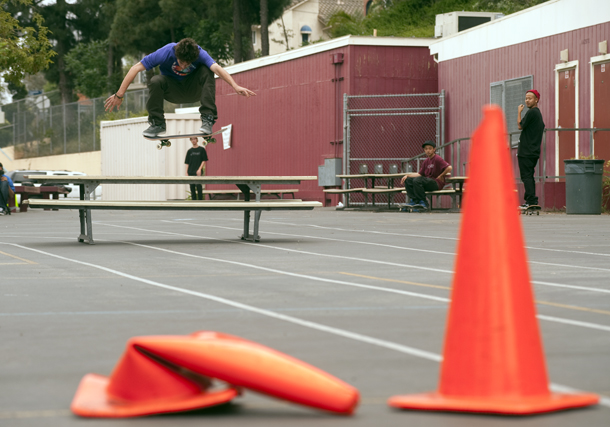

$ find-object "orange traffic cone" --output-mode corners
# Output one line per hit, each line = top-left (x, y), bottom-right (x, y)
(72, 331), (359, 417)
(388, 106), (599, 414)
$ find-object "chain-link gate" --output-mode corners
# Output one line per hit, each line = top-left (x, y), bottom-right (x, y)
(343, 92), (445, 207)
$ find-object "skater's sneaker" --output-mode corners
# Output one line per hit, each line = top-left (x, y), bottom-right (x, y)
(405, 199), (418, 207)
(418, 200), (429, 210)
(199, 114), (215, 135)
(142, 121), (166, 138)
(519, 203), (530, 210)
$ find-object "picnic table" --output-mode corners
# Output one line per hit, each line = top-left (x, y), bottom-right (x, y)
(9, 185), (70, 213)
(333, 173), (406, 209)
(25, 175), (320, 244)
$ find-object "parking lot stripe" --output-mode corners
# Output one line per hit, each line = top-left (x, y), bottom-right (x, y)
(101, 222), (610, 295)
(7, 243), (609, 409)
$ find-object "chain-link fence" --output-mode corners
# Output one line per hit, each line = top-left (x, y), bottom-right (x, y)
(343, 92), (445, 206)
(0, 89), (198, 159)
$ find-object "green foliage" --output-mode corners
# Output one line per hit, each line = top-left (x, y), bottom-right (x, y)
(329, 0), (550, 39)
(65, 40), (123, 98)
(0, 0), (55, 85)
(185, 18), (234, 66)
(7, 81), (28, 100)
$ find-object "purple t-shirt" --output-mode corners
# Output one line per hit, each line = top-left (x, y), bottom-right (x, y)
(418, 154), (450, 190)
(141, 43), (216, 82)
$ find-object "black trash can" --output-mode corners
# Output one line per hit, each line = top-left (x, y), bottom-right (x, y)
(564, 159), (605, 214)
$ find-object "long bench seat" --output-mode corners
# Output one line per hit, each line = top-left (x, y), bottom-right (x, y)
(202, 189), (298, 200)
(25, 199), (321, 244)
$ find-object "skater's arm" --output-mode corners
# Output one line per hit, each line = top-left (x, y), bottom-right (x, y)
(210, 63), (256, 98)
(104, 62), (146, 112)
(400, 173), (420, 185)
(437, 165), (452, 182)
(197, 161), (205, 177)
(517, 104), (525, 130)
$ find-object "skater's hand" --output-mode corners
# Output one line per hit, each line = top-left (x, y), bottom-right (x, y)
(233, 85), (256, 98)
(105, 94), (123, 112)
(196, 170), (202, 176)
(518, 104), (524, 114)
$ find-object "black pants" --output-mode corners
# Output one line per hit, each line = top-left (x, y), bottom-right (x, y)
(147, 66), (217, 124)
(405, 176), (438, 202)
(188, 174), (203, 201)
(518, 156), (539, 205)
(0, 180), (10, 212)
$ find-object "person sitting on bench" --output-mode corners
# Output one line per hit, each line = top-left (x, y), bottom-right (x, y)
(0, 162), (15, 215)
(400, 141), (452, 210)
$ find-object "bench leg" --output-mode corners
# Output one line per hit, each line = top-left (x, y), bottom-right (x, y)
(78, 208), (95, 244)
(240, 210), (262, 242)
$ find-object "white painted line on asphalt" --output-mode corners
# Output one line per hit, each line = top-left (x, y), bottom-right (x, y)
(537, 315), (610, 332)
(8, 242), (609, 409)
(158, 221), (610, 295)
(533, 281), (610, 294)
(42, 224), (610, 332)
(6, 244), (441, 362)
(224, 218), (610, 258)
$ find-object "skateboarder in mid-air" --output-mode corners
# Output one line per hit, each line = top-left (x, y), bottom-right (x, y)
(104, 38), (255, 138)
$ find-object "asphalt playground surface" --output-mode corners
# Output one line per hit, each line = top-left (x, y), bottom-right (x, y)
(1, 207), (609, 426)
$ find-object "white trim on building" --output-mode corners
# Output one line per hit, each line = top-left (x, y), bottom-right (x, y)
(225, 35), (432, 75)
(430, 0), (610, 62)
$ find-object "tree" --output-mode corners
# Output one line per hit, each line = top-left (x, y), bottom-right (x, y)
(0, 0), (55, 87)
(260, 0), (268, 56)
(65, 40), (114, 98)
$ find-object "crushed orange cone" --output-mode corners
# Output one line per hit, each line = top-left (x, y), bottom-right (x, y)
(71, 331), (359, 417)
(388, 106), (599, 414)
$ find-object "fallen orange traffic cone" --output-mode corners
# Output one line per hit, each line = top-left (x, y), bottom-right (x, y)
(388, 106), (599, 414)
(71, 331), (359, 417)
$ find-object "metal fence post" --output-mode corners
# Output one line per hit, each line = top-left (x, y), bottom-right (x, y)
(63, 103), (67, 154)
(93, 100), (96, 151)
(78, 102), (81, 153)
(342, 93), (348, 205)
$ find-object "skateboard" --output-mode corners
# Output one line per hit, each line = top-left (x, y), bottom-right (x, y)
(400, 203), (426, 212)
(519, 205), (541, 215)
(144, 129), (223, 150)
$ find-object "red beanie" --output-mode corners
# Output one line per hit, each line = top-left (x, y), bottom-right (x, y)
(526, 89), (540, 100)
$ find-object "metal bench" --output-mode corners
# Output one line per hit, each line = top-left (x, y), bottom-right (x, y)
(201, 189), (298, 200)
(25, 199), (321, 244)
(24, 175), (319, 244)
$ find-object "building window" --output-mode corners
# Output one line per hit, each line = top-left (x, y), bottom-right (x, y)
(491, 75), (533, 144)
(300, 25), (312, 45)
(252, 31), (256, 45)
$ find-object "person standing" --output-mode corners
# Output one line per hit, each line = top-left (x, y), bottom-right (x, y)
(517, 90), (545, 208)
(400, 141), (452, 211)
(185, 137), (208, 200)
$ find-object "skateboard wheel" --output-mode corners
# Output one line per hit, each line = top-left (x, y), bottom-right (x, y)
(166, 141), (171, 148)
(156, 143), (162, 150)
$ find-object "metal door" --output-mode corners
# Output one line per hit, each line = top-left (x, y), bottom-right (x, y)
(557, 68), (577, 178)
(593, 61), (610, 163)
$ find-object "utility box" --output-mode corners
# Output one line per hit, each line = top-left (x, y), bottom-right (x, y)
(318, 158), (342, 186)
(434, 11), (504, 38)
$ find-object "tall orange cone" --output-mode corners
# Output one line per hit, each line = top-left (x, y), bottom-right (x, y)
(72, 331), (359, 417)
(388, 106), (599, 414)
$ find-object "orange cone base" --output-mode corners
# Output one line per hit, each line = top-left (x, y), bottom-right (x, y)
(388, 391), (599, 415)
(71, 374), (239, 418)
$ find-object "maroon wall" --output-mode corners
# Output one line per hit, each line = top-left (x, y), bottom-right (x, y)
(438, 22), (610, 208)
(205, 44), (438, 201)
